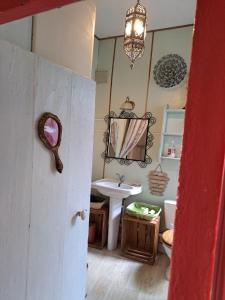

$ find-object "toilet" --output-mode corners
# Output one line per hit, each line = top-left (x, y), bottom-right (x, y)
(162, 200), (176, 279)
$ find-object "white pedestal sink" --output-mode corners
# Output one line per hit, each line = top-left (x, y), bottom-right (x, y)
(92, 179), (142, 250)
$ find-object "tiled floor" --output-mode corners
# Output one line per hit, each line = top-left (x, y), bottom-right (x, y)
(87, 248), (169, 300)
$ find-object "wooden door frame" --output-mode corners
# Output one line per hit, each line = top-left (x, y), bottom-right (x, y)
(2, 0), (225, 298)
(168, 0), (225, 299)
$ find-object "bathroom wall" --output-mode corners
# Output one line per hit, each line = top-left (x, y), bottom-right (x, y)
(0, 17), (32, 50)
(32, 0), (96, 78)
(92, 26), (193, 214)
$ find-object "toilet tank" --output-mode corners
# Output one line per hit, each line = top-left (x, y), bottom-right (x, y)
(164, 200), (176, 229)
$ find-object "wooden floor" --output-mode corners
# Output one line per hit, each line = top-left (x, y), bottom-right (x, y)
(87, 248), (169, 300)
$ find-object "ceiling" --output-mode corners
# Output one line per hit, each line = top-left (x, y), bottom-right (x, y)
(95, 0), (197, 39)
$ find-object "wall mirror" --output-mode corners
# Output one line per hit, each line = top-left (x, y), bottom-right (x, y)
(38, 112), (63, 173)
(107, 118), (149, 161)
(103, 111), (156, 168)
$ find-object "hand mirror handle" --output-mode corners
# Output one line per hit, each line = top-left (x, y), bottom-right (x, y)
(52, 148), (63, 173)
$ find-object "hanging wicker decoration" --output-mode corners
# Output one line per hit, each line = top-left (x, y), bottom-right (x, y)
(148, 164), (170, 196)
(124, 0), (147, 69)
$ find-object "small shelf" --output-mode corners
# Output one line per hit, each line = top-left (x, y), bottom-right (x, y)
(161, 156), (180, 161)
(159, 108), (185, 162)
(165, 109), (185, 113)
(162, 132), (183, 137)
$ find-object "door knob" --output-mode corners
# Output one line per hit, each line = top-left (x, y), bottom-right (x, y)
(76, 210), (87, 221)
(71, 209), (87, 225)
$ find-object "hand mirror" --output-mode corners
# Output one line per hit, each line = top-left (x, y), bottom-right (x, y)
(38, 112), (63, 173)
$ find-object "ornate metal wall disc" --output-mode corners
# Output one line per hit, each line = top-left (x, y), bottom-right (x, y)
(153, 54), (187, 88)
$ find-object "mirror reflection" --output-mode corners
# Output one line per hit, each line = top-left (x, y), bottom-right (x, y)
(107, 118), (149, 161)
(44, 117), (59, 147)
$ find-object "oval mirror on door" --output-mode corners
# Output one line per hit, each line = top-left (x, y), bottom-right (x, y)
(38, 112), (63, 173)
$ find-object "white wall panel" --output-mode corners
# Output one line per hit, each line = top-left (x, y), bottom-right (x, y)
(92, 39), (115, 180)
(95, 39), (115, 119)
(33, 1), (96, 78)
(0, 17), (32, 50)
(110, 35), (152, 116)
(0, 41), (34, 300)
(92, 130), (105, 180)
(147, 27), (193, 133)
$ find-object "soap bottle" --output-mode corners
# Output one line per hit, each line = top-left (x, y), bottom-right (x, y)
(171, 141), (176, 158)
(167, 140), (176, 158)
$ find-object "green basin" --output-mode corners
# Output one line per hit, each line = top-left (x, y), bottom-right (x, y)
(125, 202), (161, 220)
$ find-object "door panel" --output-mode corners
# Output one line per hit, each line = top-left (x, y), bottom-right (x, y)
(0, 42), (34, 300)
(62, 75), (95, 300)
(27, 57), (95, 300)
(27, 57), (72, 300)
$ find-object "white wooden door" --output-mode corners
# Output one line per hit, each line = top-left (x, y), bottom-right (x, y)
(0, 41), (95, 300)
(26, 58), (95, 300)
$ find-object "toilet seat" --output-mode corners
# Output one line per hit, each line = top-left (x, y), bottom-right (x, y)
(162, 229), (174, 248)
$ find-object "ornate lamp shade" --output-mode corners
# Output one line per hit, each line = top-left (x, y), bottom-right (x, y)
(124, 0), (147, 68)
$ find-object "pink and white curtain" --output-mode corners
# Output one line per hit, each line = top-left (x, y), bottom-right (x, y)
(110, 119), (129, 157)
(119, 119), (148, 159)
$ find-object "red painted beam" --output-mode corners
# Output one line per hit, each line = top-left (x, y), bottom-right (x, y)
(168, 0), (225, 299)
(0, 0), (82, 24)
(0, 0), (26, 12)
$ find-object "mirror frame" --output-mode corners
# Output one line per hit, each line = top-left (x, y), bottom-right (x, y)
(38, 112), (63, 173)
(102, 111), (156, 168)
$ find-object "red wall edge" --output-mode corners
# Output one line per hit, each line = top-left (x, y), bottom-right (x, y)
(212, 161), (225, 299)
(168, 0), (225, 299)
(0, 0), (81, 24)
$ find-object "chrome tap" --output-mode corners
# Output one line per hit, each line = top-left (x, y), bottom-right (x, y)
(116, 173), (125, 187)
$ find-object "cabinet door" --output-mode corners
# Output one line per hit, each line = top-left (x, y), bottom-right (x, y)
(0, 42), (34, 300)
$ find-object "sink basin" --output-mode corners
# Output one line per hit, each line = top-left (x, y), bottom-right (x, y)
(92, 179), (142, 250)
(92, 179), (142, 199)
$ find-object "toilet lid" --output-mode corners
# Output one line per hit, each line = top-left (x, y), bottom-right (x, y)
(162, 229), (174, 247)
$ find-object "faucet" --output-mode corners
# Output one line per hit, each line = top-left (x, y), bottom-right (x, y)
(116, 173), (125, 187)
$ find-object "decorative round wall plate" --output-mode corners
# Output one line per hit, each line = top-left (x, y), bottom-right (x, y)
(153, 54), (187, 88)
